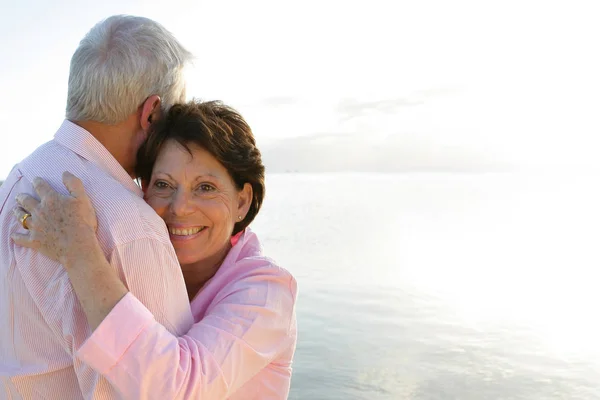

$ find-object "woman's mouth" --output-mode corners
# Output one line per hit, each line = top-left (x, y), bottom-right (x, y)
(168, 226), (207, 240)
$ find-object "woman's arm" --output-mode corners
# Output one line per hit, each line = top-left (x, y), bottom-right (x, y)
(13, 174), (128, 330)
(78, 267), (296, 399)
(60, 232), (128, 331)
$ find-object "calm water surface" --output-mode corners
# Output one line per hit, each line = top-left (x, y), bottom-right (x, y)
(252, 172), (600, 400)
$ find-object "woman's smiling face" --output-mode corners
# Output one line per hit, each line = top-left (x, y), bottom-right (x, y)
(145, 139), (251, 267)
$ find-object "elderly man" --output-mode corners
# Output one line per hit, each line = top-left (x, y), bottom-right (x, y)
(0, 15), (194, 398)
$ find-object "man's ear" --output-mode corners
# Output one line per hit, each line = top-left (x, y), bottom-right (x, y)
(140, 95), (162, 132)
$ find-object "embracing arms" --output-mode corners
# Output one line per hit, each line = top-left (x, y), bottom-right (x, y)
(13, 174), (191, 332)
(76, 268), (297, 399)
(8, 171), (193, 398)
(13, 173), (297, 399)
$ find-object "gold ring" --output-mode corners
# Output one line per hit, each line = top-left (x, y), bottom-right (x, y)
(20, 213), (31, 230)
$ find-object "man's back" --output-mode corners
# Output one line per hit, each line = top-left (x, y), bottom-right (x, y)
(0, 121), (192, 399)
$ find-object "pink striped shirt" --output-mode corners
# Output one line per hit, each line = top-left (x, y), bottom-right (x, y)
(77, 229), (298, 399)
(0, 120), (194, 399)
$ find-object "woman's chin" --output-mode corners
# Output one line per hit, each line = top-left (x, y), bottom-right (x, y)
(175, 251), (206, 267)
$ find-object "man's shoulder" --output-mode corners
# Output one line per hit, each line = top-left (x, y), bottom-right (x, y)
(74, 174), (171, 250)
(90, 184), (171, 249)
(18, 140), (82, 185)
(17, 140), (170, 249)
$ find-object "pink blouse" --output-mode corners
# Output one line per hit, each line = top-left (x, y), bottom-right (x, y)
(77, 229), (298, 399)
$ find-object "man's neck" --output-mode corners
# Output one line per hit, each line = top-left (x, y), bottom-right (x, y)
(73, 119), (137, 177)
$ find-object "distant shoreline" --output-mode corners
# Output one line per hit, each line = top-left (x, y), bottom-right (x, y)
(2, 168), (599, 185)
(0, 171), (508, 184)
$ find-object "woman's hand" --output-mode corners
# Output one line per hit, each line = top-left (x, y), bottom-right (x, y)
(12, 171), (98, 265)
(12, 171), (128, 330)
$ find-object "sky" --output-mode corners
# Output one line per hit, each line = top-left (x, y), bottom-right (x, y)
(1, 0), (600, 177)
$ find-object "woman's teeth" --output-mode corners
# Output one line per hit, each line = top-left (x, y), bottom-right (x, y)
(169, 227), (205, 236)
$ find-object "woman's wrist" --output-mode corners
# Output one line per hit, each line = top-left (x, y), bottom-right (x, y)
(58, 227), (129, 330)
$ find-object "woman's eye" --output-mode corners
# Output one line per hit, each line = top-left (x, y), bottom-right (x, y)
(198, 184), (215, 192)
(154, 181), (170, 189)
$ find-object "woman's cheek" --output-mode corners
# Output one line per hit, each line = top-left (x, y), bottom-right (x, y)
(146, 194), (171, 214)
(199, 198), (229, 223)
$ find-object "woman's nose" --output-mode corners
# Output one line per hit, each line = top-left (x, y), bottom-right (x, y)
(169, 189), (194, 216)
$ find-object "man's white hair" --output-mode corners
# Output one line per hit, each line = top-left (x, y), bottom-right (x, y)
(66, 15), (192, 124)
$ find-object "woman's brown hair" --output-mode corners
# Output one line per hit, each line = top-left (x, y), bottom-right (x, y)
(136, 100), (265, 235)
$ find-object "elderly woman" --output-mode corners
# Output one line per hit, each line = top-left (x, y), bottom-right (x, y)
(12, 101), (298, 399)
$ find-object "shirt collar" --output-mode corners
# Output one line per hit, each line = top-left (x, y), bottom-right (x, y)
(53, 120), (143, 197)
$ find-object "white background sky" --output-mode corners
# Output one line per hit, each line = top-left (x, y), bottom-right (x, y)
(1, 0), (600, 178)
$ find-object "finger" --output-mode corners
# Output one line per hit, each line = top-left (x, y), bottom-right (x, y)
(13, 207), (35, 230)
(11, 233), (40, 250)
(15, 193), (40, 213)
(32, 177), (58, 200)
(63, 171), (86, 198)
